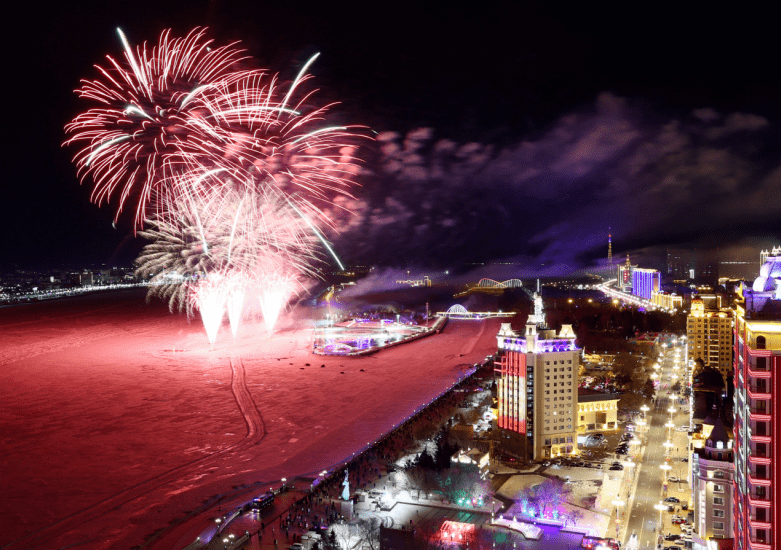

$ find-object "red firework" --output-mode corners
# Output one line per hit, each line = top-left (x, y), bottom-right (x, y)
(64, 27), (362, 231)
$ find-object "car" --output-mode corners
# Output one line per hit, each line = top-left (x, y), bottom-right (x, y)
(609, 465), (624, 471)
(289, 544), (304, 550)
(667, 505), (675, 512)
(668, 477), (681, 483)
(664, 534), (682, 541)
(664, 497), (681, 503)
(616, 448), (628, 455)
(672, 517), (687, 525)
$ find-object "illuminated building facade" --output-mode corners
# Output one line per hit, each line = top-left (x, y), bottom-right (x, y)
(631, 268), (661, 300)
(759, 247), (781, 267)
(733, 256), (781, 550)
(495, 314), (580, 460)
(651, 291), (683, 310)
(688, 296), (734, 385)
(691, 417), (734, 549)
(617, 255), (634, 293)
(577, 389), (619, 432)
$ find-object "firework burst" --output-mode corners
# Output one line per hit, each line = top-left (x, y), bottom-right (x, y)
(68, 27), (365, 343)
(65, 28), (363, 230)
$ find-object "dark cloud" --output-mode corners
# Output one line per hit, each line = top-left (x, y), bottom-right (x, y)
(333, 93), (779, 272)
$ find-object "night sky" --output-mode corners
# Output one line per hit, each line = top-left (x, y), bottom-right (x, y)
(4, 2), (780, 272)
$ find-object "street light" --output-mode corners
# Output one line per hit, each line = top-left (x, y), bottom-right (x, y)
(612, 499), (625, 538)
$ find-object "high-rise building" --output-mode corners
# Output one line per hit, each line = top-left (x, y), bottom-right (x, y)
(733, 255), (781, 550)
(688, 296), (733, 385)
(632, 268), (661, 300)
(495, 296), (580, 460)
(618, 255), (634, 293)
(692, 416), (734, 548)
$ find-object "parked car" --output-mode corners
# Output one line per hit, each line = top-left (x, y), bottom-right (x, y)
(609, 464), (624, 471)
(616, 447), (628, 455)
(664, 534), (682, 541)
(664, 496), (681, 503)
(668, 476), (681, 483)
(672, 517), (688, 525)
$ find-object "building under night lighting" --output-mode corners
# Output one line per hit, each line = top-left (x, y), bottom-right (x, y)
(494, 296), (580, 460)
(691, 415), (734, 549)
(688, 296), (734, 386)
(733, 255), (781, 550)
(631, 268), (661, 300)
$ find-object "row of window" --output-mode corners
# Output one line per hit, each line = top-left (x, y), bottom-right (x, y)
(544, 437), (573, 445)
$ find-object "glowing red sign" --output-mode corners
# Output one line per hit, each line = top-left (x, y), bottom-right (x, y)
(497, 351), (527, 435)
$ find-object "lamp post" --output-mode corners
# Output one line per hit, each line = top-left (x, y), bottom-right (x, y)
(654, 502), (668, 543)
(612, 499), (625, 539)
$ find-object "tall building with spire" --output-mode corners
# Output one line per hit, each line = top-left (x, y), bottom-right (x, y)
(494, 296), (580, 460)
(608, 228), (613, 267)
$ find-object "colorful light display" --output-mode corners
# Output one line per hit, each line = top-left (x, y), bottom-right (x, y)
(66, 28), (364, 343)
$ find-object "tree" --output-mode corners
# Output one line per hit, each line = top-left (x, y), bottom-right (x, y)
(324, 529), (339, 550)
(354, 517), (381, 550)
(437, 464), (489, 505)
(518, 477), (569, 518)
(406, 460), (440, 499)
(563, 507), (586, 529)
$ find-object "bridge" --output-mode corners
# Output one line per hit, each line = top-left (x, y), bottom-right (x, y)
(437, 304), (515, 319)
(454, 278), (525, 297)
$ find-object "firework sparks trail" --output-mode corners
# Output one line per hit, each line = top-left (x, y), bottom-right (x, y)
(257, 274), (299, 334)
(191, 273), (230, 346)
(136, 183), (319, 311)
(225, 271), (249, 338)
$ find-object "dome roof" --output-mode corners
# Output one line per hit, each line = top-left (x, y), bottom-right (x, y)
(753, 256), (781, 291)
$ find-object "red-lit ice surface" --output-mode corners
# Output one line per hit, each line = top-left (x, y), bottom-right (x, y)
(0, 289), (500, 550)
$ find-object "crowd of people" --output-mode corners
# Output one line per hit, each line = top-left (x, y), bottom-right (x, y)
(249, 361), (495, 547)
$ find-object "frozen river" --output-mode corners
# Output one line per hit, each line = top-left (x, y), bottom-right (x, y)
(0, 289), (502, 550)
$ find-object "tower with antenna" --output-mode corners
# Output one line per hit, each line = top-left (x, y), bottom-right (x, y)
(608, 227), (613, 267)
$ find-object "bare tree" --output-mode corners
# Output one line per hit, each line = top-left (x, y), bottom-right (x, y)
(353, 517), (381, 550)
(564, 507), (586, 529)
(517, 477), (569, 518)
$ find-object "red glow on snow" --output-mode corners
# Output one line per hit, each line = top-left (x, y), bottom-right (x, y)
(0, 293), (502, 550)
(438, 521), (476, 543)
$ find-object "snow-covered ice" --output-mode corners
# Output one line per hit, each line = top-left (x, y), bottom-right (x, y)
(0, 289), (501, 550)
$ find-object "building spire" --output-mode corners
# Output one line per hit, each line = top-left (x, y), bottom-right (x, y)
(607, 227), (613, 266)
